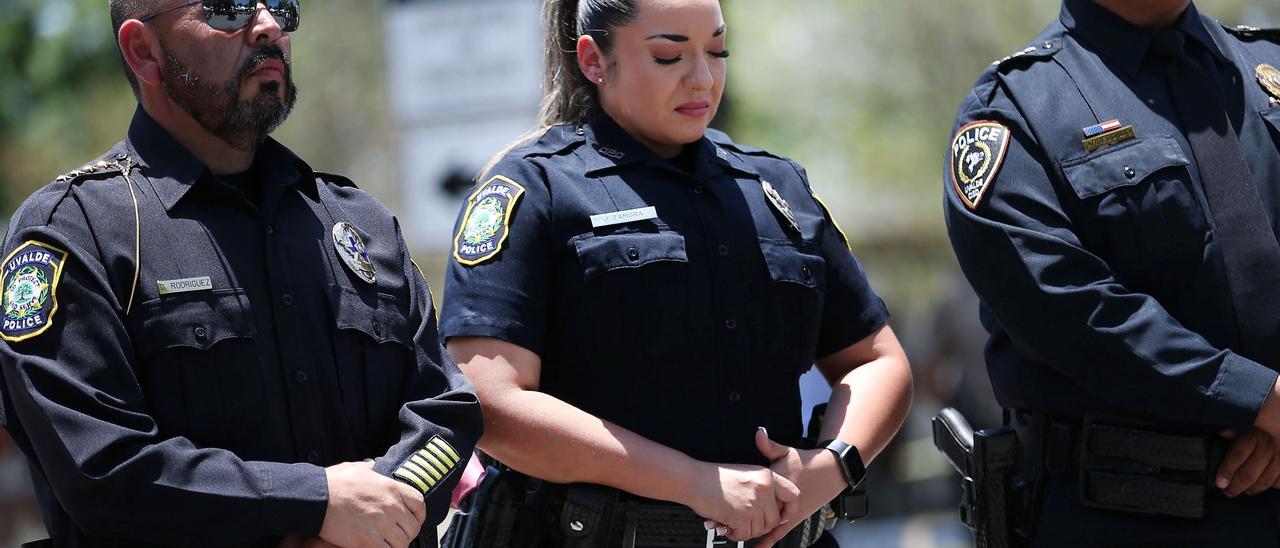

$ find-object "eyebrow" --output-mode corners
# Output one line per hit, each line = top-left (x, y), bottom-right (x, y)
(645, 25), (726, 42)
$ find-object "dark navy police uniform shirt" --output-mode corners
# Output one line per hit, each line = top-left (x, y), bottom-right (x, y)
(945, 0), (1280, 543)
(0, 108), (482, 547)
(441, 115), (888, 466)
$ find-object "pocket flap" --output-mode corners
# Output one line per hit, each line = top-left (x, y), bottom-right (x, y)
(132, 292), (255, 357)
(1061, 135), (1190, 199)
(759, 239), (825, 288)
(327, 284), (413, 347)
(573, 231), (689, 280)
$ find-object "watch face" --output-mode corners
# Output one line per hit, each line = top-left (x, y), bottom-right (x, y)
(825, 440), (866, 488)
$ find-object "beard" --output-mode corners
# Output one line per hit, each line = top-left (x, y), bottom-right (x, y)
(159, 43), (299, 151)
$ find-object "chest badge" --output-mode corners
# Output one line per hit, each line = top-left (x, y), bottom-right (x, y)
(332, 222), (377, 284)
(1, 241), (68, 343)
(950, 120), (1011, 210)
(1256, 64), (1280, 102)
(762, 180), (802, 234)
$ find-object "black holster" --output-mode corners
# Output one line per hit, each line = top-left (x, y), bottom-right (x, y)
(932, 407), (1035, 548)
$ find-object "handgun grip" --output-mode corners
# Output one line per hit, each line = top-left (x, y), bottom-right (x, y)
(933, 407), (976, 477)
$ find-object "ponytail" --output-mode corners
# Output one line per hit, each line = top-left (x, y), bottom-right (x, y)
(478, 0), (638, 179)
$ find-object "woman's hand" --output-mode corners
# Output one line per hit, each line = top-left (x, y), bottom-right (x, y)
(684, 459), (801, 542)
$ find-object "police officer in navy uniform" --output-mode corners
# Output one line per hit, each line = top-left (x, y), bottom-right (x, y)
(944, 0), (1280, 545)
(441, 0), (913, 546)
(0, 1), (481, 546)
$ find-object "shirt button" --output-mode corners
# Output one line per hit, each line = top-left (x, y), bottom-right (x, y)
(281, 293), (294, 307)
(693, 185), (706, 194)
(718, 244), (729, 256)
(293, 370), (308, 384)
(627, 247), (640, 261)
(265, 226), (275, 235)
(802, 266), (812, 280)
(193, 326), (208, 341)
(372, 319), (382, 337)
(728, 391), (742, 403)
(1123, 166), (1136, 179)
(306, 451), (321, 464)
(724, 319), (736, 330)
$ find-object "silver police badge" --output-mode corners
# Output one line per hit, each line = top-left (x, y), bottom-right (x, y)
(762, 180), (802, 234)
(332, 222), (376, 284)
(950, 120), (1012, 210)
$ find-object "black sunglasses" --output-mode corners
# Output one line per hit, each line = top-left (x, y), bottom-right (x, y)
(139, 0), (300, 33)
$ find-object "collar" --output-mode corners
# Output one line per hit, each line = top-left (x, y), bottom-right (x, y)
(124, 106), (316, 211)
(579, 115), (760, 179)
(1060, 0), (1224, 78)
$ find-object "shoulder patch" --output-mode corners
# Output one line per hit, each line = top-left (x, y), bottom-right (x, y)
(950, 121), (1012, 210)
(392, 436), (463, 498)
(1, 241), (69, 343)
(453, 175), (526, 266)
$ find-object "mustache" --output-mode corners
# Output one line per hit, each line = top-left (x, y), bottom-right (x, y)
(238, 45), (290, 79)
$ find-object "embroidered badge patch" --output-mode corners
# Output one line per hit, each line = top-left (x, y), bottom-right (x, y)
(950, 121), (1012, 210)
(453, 175), (526, 266)
(392, 436), (462, 496)
(1256, 64), (1280, 101)
(1, 241), (68, 343)
(332, 223), (376, 284)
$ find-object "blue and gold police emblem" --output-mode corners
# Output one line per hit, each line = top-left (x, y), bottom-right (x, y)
(950, 120), (1011, 210)
(454, 175), (526, 266)
(332, 222), (377, 284)
(1, 241), (68, 343)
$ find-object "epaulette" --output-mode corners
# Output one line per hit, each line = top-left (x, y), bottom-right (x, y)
(704, 129), (784, 160)
(316, 171), (359, 189)
(54, 152), (130, 183)
(519, 125), (584, 158)
(991, 37), (1061, 69)
(1224, 24), (1280, 41)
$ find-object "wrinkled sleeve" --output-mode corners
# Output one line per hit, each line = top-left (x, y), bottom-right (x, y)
(372, 218), (483, 528)
(943, 86), (1276, 433)
(791, 162), (891, 358)
(440, 157), (552, 356)
(0, 199), (328, 545)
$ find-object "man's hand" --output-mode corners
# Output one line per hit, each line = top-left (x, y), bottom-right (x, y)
(1217, 429), (1280, 497)
(753, 428), (849, 548)
(683, 459), (801, 542)
(319, 461), (427, 548)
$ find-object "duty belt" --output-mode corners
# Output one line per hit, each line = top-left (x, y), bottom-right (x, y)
(1015, 412), (1225, 519)
(557, 484), (831, 548)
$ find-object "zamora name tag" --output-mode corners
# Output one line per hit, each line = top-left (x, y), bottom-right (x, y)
(590, 207), (658, 229)
(157, 276), (213, 295)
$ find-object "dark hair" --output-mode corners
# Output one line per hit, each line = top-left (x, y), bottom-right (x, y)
(480, 0), (638, 178)
(109, 0), (169, 97)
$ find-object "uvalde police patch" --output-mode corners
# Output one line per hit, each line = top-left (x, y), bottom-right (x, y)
(454, 175), (526, 266)
(950, 121), (1012, 210)
(1, 241), (68, 343)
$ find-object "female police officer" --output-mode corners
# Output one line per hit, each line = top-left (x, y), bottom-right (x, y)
(441, 0), (912, 545)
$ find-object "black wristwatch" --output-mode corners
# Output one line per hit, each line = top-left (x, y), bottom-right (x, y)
(819, 439), (866, 491)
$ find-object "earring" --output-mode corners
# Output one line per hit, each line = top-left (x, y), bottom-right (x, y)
(597, 77), (605, 84)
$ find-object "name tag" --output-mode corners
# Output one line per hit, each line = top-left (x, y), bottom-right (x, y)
(590, 207), (658, 229)
(157, 276), (213, 295)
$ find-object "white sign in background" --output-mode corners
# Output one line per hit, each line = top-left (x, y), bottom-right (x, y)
(384, 0), (543, 251)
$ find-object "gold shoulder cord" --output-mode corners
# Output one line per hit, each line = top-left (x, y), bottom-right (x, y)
(117, 158), (142, 316)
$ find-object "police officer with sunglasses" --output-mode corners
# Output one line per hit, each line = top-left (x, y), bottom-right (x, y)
(0, 2), (482, 547)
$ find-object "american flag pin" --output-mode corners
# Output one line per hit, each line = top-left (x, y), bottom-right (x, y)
(1082, 119), (1123, 137)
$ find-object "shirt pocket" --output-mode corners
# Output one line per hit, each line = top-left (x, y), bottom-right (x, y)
(758, 239), (826, 374)
(572, 230), (690, 359)
(1060, 135), (1206, 275)
(131, 291), (262, 449)
(325, 284), (414, 448)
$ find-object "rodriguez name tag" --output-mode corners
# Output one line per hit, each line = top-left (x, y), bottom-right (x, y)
(157, 276), (213, 295)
